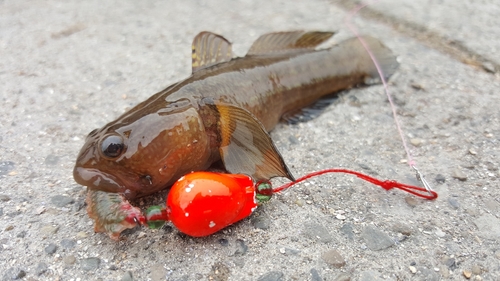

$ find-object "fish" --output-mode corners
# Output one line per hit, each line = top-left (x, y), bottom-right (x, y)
(73, 31), (398, 239)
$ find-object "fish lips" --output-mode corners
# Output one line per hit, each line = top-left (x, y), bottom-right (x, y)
(73, 167), (135, 197)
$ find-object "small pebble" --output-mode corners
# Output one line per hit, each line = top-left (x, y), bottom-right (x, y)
(359, 270), (383, 281)
(473, 214), (500, 240)
(284, 248), (300, 255)
(76, 231), (88, 238)
(392, 222), (413, 236)
(333, 273), (351, 281)
(410, 83), (425, 90)
(445, 258), (456, 269)
(0, 161), (15, 176)
(80, 257), (101, 271)
(361, 225), (394, 251)
(439, 264), (450, 278)
(50, 195), (74, 207)
(234, 239), (248, 256)
(5, 225), (14, 231)
(208, 262), (230, 281)
(409, 266), (417, 273)
(257, 271), (284, 281)
(121, 271), (134, 281)
(435, 174), (446, 184)
(303, 222), (333, 243)
(150, 263), (166, 281)
(61, 238), (76, 249)
(3, 267), (26, 280)
(321, 249), (346, 268)
(0, 194), (11, 201)
(417, 267), (439, 281)
(495, 250), (500, 259)
(396, 233), (408, 242)
(340, 223), (355, 240)
(447, 197), (460, 209)
(45, 243), (57, 255)
(251, 214), (270, 230)
(310, 268), (322, 281)
(463, 270), (472, 279)
(471, 264), (481, 275)
(405, 196), (419, 207)
(451, 168), (467, 181)
(288, 135), (299, 145)
(63, 255), (76, 266)
(218, 238), (229, 246)
(35, 206), (46, 215)
(36, 262), (48, 276)
(410, 138), (424, 147)
(40, 225), (59, 236)
(435, 228), (446, 238)
(44, 154), (60, 165)
(336, 214), (346, 220)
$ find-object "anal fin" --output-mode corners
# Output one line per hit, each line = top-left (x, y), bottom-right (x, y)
(282, 94), (341, 124)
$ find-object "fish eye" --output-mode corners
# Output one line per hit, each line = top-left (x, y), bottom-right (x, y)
(100, 135), (125, 158)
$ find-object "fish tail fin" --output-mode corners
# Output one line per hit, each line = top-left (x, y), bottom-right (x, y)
(340, 36), (399, 84)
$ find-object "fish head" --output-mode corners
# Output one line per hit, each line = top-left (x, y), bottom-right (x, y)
(73, 99), (212, 198)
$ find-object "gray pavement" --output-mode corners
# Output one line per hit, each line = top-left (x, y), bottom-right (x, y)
(1, 0), (499, 280)
(361, 0), (500, 70)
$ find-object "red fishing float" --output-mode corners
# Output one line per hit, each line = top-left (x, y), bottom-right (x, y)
(167, 172), (258, 237)
(145, 172), (273, 237)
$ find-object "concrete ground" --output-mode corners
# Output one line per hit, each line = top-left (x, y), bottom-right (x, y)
(1, 0), (499, 280)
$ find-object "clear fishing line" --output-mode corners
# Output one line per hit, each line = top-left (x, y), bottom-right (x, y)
(344, 0), (434, 195)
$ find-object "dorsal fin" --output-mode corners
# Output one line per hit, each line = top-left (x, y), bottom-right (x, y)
(246, 31), (335, 56)
(192, 31), (233, 72)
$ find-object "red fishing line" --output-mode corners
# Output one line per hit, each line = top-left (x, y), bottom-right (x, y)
(272, 169), (438, 200)
(144, 169), (436, 237)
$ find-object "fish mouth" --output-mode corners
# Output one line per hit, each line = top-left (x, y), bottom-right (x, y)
(73, 167), (129, 195)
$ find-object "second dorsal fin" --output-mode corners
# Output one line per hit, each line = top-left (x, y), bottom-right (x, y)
(246, 31), (335, 56)
(192, 31), (233, 72)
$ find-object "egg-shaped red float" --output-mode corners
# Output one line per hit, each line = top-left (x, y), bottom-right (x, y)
(166, 172), (258, 237)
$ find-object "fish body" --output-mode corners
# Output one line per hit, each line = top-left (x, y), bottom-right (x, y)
(73, 31), (398, 239)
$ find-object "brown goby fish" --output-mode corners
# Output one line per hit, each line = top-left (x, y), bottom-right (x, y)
(73, 31), (398, 239)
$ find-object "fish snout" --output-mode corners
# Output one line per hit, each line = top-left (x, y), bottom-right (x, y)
(73, 167), (127, 194)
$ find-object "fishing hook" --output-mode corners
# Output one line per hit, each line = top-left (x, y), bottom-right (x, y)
(412, 165), (434, 196)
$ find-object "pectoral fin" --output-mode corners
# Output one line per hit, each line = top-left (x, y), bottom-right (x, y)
(192, 31), (233, 72)
(216, 103), (294, 181)
(247, 31), (335, 56)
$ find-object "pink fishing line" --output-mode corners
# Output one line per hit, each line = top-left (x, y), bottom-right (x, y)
(344, 0), (416, 168)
